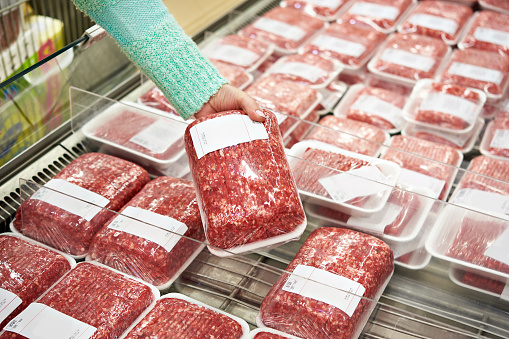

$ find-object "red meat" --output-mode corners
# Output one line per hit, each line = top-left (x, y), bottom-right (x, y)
(342, 0), (414, 32)
(254, 332), (290, 339)
(205, 34), (270, 70)
(13, 153), (150, 256)
(305, 116), (388, 156)
(284, 108), (319, 148)
(184, 110), (305, 251)
(283, 0), (349, 18)
(88, 177), (205, 287)
(373, 33), (449, 82)
(458, 155), (509, 196)
(123, 297), (244, 338)
(0, 263), (155, 339)
(239, 7), (324, 52)
(211, 60), (251, 89)
(440, 49), (509, 97)
(0, 235), (72, 329)
(367, 76), (413, 96)
(461, 271), (505, 295)
(412, 130), (469, 150)
(138, 87), (178, 115)
(268, 53), (336, 86)
(487, 111), (509, 158)
(259, 227), (393, 339)
(479, 0), (509, 11)
(460, 11), (509, 54)
(399, 1), (472, 42)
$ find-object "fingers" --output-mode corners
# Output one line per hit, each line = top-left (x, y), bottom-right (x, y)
(236, 89), (265, 122)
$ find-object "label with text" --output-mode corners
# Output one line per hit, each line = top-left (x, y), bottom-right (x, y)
(448, 62), (504, 85)
(351, 95), (404, 128)
(451, 188), (509, 218)
(409, 14), (458, 36)
(380, 49), (436, 72)
(474, 27), (509, 49)
(253, 18), (306, 42)
(419, 92), (478, 126)
(129, 119), (185, 154)
(0, 288), (22, 323)
(312, 35), (366, 58)
(350, 2), (399, 21)
(490, 129), (509, 150)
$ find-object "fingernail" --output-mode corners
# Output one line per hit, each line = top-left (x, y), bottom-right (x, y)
(255, 109), (266, 118)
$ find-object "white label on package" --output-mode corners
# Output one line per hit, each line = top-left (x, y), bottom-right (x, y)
(253, 18), (306, 42)
(108, 206), (188, 252)
(271, 62), (327, 83)
(419, 92), (478, 126)
(4, 303), (97, 339)
(31, 179), (110, 221)
(451, 188), (509, 218)
(448, 62), (504, 85)
(304, 0), (343, 10)
(409, 14), (458, 36)
(347, 202), (402, 233)
(318, 166), (391, 203)
(413, 125), (471, 147)
(490, 129), (509, 149)
(129, 119), (185, 154)
(397, 169), (445, 199)
(485, 228), (509, 266)
(312, 35), (366, 58)
(349, 2), (399, 21)
(380, 49), (436, 72)
(474, 27), (509, 49)
(0, 289), (21, 323)
(282, 264), (365, 317)
(351, 95), (404, 128)
(206, 44), (259, 67)
(190, 114), (268, 159)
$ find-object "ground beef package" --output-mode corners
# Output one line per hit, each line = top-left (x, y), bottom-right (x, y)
(398, 0), (472, 44)
(301, 20), (386, 70)
(305, 115), (388, 156)
(0, 234), (73, 330)
(13, 153), (150, 257)
(239, 7), (325, 53)
(258, 227), (394, 339)
(138, 86), (179, 115)
(481, 111), (509, 158)
(88, 176), (205, 288)
(184, 110), (306, 255)
(0, 262), (157, 339)
(459, 11), (509, 55)
(281, 0), (352, 20)
(121, 294), (248, 338)
(211, 60), (252, 89)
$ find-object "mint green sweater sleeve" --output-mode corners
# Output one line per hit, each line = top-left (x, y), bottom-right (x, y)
(72, 0), (228, 120)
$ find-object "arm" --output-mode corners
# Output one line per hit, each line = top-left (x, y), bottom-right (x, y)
(72, 0), (263, 121)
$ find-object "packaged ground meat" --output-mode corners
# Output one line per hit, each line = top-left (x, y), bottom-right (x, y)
(0, 234), (73, 330)
(246, 76), (320, 138)
(138, 86), (179, 115)
(440, 49), (509, 100)
(281, 0), (352, 21)
(264, 53), (337, 88)
(239, 7), (325, 54)
(300, 20), (386, 70)
(334, 84), (406, 132)
(202, 34), (272, 72)
(405, 80), (485, 133)
(258, 227), (394, 339)
(88, 176), (205, 288)
(479, 0), (509, 15)
(1, 262), (157, 339)
(369, 33), (450, 85)
(304, 115), (389, 156)
(398, 0), (473, 44)
(480, 111), (509, 159)
(121, 294), (248, 338)
(13, 153), (150, 257)
(460, 270), (506, 296)
(336, 69), (368, 85)
(184, 110), (306, 256)
(283, 108), (319, 148)
(211, 60), (253, 89)
(341, 0), (416, 33)
(381, 135), (462, 200)
(249, 328), (301, 339)
(459, 11), (509, 55)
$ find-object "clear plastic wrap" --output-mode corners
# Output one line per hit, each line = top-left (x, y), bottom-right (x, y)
(459, 11), (509, 55)
(341, 0), (416, 33)
(0, 234), (73, 329)
(246, 76), (320, 137)
(184, 110), (306, 256)
(13, 153), (150, 257)
(121, 294), (249, 339)
(480, 110), (509, 159)
(264, 53), (338, 88)
(440, 49), (509, 100)
(0, 262), (157, 339)
(450, 268), (506, 297)
(249, 328), (301, 339)
(87, 176), (205, 289)
(381, 135), (462, 200)
(210, 60), (253, 90)
(258, 227), (394, 339)
(300, 20), (386, 70)
(368, 33), (450, 85)
(202, 34), (273, 72)
(304, 115), (389, 156)
(281, 0), (352, 21)
(398, 0), (473, 44)
(479, 0), (509, 15)
(334, 84), (406, 132)
(404, 80), (486, 133)
(283, 108), (319, 148)
(238, 7), (325, 54)
(138, 86), (179, 115)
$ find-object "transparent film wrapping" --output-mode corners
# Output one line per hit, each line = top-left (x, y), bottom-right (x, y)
(459, 11), (509, 55)
(481, 110), (509, 159)
(281, 0), (351, 21)
(138, 86), (179, 116)
(210, 60), (253, 89)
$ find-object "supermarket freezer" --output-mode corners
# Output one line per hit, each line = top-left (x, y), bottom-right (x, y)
(1, 0), (509, 338)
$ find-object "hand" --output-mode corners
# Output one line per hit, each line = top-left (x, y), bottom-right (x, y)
(194, 84), (266, 122)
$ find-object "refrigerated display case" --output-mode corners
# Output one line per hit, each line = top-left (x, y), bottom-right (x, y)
(1, 0), (509, 338)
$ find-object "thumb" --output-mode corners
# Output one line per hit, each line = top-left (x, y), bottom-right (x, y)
(237, 90), (265, 123)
